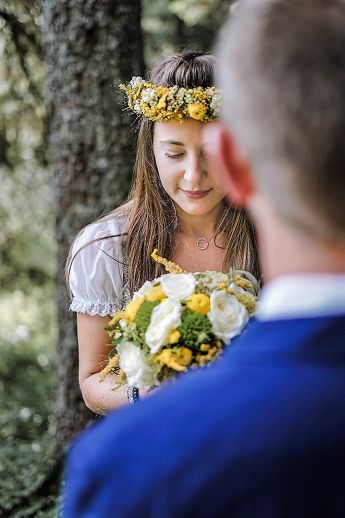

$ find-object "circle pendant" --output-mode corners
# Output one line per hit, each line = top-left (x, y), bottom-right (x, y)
(196, 238), (209, 250)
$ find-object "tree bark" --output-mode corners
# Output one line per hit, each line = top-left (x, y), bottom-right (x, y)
(42, 0), (145, 446)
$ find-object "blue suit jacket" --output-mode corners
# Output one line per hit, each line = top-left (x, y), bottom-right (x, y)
(63, 315), (345, 517)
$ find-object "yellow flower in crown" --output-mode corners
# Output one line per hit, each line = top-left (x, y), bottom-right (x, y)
(157, 93), (168, 110)
(187, 103), (207, 121)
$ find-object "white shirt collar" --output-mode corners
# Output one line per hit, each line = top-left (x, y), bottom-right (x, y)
(256, 274), (345, 321)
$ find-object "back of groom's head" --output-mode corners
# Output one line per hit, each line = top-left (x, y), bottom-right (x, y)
(217, 0), (345, 244)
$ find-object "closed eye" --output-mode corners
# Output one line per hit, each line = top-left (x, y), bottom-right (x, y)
(165, 152), (184, 159)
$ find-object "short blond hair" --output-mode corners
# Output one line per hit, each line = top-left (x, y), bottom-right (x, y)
(218, 0), (345, 242)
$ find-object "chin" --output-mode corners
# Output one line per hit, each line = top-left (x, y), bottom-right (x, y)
(176, 199), (222, 217)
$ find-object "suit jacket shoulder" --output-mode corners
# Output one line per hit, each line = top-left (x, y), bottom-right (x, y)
(63, 315), (345, 518)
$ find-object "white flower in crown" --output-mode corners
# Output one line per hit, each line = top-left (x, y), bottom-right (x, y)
(133, 100), (141, 113)
(130, 76), (143, 88)
(208, 290), (249, 342)
(117, 340), (158, 388)
(141, 88), (156, 103)
(160, 273), (196, 301)
(176, 88), (186, 101)
(145, 297), (182, 353)
(210, 93), (221, 117)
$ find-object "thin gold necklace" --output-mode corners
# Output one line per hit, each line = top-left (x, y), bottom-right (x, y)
(180, 231), (218, 250)
(196, 236), (213, 250)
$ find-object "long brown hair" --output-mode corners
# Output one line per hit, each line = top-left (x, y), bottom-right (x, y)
(125, 52), (259, 292)
(67, 52), (259, 297)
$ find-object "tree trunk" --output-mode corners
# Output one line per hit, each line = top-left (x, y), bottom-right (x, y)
(42, 0), (145, 447)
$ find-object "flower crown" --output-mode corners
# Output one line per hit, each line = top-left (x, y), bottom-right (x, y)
(119, 76), (221, 122)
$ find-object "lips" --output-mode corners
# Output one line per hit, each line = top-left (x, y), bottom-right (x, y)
(180, 188), (212, 199)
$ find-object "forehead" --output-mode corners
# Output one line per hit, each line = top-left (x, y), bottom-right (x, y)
(153, 118), (205, 144)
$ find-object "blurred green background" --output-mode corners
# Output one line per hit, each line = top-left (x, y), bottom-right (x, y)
(0, 0), (230, 515)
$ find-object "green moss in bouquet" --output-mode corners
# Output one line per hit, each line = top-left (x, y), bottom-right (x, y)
(135, 300), (160, 333)
(179, 307), (214, 349)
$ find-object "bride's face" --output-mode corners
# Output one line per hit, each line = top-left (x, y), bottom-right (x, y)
(153, 118), (225, 216)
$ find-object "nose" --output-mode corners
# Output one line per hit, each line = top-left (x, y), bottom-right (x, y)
(183, 152), (206, 185)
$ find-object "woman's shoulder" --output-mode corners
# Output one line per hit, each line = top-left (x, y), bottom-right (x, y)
(68, 205), (131, 316)
(96, 203), (131, 234)
(73, 204), (130, 252)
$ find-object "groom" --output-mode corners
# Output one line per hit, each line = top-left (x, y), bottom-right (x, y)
(63, 0), (345, 516)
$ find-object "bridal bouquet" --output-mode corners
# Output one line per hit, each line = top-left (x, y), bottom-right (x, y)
(100, 250), (259, 389)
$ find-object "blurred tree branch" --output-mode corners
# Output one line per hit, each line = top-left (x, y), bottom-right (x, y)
(0, 8), (43, 102)
(0, 10), (42, 56)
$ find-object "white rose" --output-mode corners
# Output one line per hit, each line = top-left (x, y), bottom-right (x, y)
(160, 273), (196, 301)
(117, 341), (158, 389)
(208, 290), (249, 342)
(141, 88), (156, 103)
(145, 298), (182, 353)
(134, 280), (153, 299)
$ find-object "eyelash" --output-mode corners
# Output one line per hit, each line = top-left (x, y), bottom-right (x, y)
(165, 153), (184, 159)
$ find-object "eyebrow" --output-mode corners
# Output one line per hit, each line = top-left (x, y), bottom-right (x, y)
(158, 139), (184, 146)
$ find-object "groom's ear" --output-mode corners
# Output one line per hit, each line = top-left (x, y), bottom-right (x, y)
(203, 121), (255, 208)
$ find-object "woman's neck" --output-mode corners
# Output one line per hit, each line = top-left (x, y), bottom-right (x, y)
(176, 204), (224, 238)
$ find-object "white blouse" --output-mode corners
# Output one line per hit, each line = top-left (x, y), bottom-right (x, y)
(68, 215), (128, 317)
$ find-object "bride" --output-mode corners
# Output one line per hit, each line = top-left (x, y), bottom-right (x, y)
(67, 51), (259, 415)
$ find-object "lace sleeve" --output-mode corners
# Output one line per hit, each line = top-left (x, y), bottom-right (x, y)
(68, 218), (126, 317)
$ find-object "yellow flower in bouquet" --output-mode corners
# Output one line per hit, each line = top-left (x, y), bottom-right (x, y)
(124, 296), (145, 322)
(187, 294), (210, 314)
(101, 253), (260, 389)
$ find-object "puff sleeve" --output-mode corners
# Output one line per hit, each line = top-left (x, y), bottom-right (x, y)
(68, 218), (126, 317)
